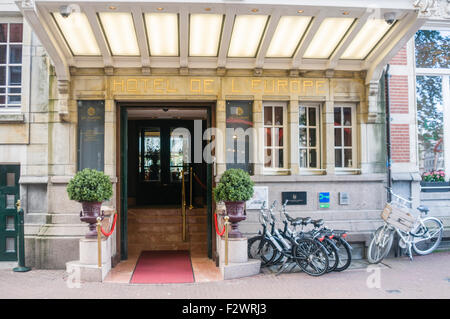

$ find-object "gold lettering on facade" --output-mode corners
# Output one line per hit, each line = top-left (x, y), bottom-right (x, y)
(251, 79), (262, 92)
(316, 80), (326, 94)
(264, 79), (275, 93)
(153, 79), (164, 93)
(190, 79), (202, 93)
(142, 79), (151, 91)
(204, 79), (214, 94)
(127, 79), (138, 93)
(303, 80), (313, 93)
(113, 79), (125, 92)
(166, 79), (177, 93)
(109, 77), (329, 96)
(277, 80), (288, 93)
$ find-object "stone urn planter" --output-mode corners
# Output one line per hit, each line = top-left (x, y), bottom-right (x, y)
(213, 169), (254, 238)
(67, 168), (113, 239)
(79, 202), (104, 238)
(224, 201), (246, 238)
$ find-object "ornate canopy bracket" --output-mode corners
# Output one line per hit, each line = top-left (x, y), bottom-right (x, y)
(57, 80), (70, 122)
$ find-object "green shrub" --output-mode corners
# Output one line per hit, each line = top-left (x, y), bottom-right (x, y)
(67, 168), (113, 202)
(213, 169), (254, 202)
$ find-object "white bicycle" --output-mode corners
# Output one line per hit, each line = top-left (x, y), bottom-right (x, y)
(367, 188), (444, 264)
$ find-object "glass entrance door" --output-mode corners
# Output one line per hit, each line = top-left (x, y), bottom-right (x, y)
(137, 120), (193, 205)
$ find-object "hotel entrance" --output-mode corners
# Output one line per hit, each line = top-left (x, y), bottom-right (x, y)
(114, 104), (219, 283)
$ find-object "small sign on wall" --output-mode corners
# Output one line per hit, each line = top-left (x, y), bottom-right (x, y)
(319, 192), (330, 208)
(282, 192), (307, 205)
(339, 192), (349, 205)
(246, 186), (269, 209)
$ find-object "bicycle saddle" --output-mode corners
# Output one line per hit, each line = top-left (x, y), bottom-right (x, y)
(312, 219), (324, 228)
(284, 212), (294, 223)
(291, 217), (311, 226)
(300, 217), (312, 225)
(417, 205), (429, 214)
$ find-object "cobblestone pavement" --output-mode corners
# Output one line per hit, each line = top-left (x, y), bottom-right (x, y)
(0, 252), (449, 299)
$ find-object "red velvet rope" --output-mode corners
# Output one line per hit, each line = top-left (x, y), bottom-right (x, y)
(193, 172), (207, 190)
(214, 213), (226, 236)
(101, 213), (117, 237)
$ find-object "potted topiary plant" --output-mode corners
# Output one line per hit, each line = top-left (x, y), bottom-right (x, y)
(213, 168), (254, 238)
(67, 168), (113, 238)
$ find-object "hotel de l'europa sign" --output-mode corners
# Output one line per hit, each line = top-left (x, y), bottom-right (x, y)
(109, 76), (330, 97)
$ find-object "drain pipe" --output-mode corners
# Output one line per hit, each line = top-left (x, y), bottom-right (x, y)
(385, 64), (392, 202)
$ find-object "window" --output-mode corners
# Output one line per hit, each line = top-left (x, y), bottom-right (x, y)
(416, 75), (444, 174)
(334, 105), (355, 168)
(0, 23), (22, 109)
(415, 29), (450, 179)
(263, 102), (286, 170)
(299, 104), (320, 169)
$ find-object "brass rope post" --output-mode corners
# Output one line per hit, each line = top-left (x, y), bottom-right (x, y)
(181, 167), (187, 242)
(96, 217), (102, 268)
(224, 216), (230, 266)
(189, 166), (193, 210)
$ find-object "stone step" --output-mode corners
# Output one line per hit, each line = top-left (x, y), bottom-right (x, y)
(128, 215), (207, 224)
(128, 207), (206, 216)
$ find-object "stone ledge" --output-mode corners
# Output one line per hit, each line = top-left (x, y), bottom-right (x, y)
(50, 175), (118, 184)
(250, 173), (386, 183)
(19, 176), (49, 184)
(220, 259), (261, 280)
(66, 261), (111, 282)
(0, 112), (25, 123)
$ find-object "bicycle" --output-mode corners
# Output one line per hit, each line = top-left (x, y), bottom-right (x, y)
(278, 201), (341, 273)
(304, 217), (353, 272)
(367, 187), (444, 264)
(248, 201), (330, 276)
(247, 201), (277, 266)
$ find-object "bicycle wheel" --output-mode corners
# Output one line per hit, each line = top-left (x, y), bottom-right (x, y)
(367, 224), (394, 264)
(293, 238), (329, 276)
(412, 217), (443, 255)
(322, 238), (339, 272)
(333, 237), (352, 272)
(248, 236), (276, 265)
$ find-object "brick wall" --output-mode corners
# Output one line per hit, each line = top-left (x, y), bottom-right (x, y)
(389, 44), (411, 164)
(389, 46), (407, 65)
(391, 124), (410, 163)
(389, 75), (409, 114)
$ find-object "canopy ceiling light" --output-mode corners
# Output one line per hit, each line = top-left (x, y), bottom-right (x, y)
(53, 12), (101, 56)
(228, 15), (268, 58)
(189, 14), (223, 57)
(98, 12), (140, 56)
(266, 15), (311, 58)
(303, 17), (354, 59)
(341, 18), (393, 59)
(144, 13), (179, 56)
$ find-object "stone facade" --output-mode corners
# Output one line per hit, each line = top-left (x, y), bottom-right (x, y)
(8, 2), (448, 269)
(2, 58), (387, 268)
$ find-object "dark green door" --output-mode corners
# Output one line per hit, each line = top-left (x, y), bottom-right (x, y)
(0, 165), (19, 261)
(136, 120), (195, 205)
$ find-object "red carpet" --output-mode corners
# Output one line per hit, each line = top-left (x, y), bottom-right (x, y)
(130, 251), (194, 284)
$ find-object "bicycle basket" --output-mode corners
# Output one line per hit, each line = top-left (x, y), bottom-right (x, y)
(381, 203), (416, 233)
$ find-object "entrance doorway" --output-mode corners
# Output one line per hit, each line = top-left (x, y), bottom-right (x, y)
(119, 105), (214, 262)
(0, 165), (20, 261)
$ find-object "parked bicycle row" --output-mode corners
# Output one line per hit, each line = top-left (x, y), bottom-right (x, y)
(247, 200), (352, 277)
